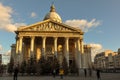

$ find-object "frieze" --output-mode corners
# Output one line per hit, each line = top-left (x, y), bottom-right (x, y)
(19, 32), (82, 37)
(23, 22), (72, 31)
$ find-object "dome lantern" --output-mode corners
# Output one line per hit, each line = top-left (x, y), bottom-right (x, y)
(43, 4), (62, 23)
(50, 4), (56, 12)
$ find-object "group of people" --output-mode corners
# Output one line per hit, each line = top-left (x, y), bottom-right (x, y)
(13, 66), (101, 80)
(13, 67), (65, 80)
(52, 68), (64, 79)
(84, 69), (101, 80)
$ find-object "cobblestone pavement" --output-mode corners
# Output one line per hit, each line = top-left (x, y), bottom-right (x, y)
(0, 73), (120, 80)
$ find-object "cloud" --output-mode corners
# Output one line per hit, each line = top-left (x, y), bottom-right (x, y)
(65, 19), (101, 32)
(3, 50), (11, 56)
(0, 3), (26, 32)
(30, 12), (37, 18)
(87, 43), (104, 62)
(89, 43), (102, 50)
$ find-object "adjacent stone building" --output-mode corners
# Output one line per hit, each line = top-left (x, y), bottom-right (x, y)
(83, 45), (92, 68)
(114, 48), (120, 69)
(94, 50), (119, 69)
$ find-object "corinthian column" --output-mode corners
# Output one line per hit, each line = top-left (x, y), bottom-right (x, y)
(80, 39), (84, 53)
(30, 36), (35, 58)
(65, 37), (69, 67)
(16, 37), (19, 54)
(18, 36), (23, 64)
(42, 37), (46, 57)
(77, 38), (82, 68)
(54, 37), (58, 57)
(18, 36), (23, 54)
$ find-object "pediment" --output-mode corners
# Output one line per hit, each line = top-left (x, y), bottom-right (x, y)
(18, 19), (82, 32)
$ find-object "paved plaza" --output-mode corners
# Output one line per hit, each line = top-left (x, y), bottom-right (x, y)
(0, 73), (120, 80)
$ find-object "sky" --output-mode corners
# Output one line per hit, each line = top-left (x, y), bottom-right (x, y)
(0, 0), (120, 64)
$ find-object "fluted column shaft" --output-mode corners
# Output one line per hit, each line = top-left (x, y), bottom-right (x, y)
(54, 37), (58, 57)
(17, 36), (23, 64)
(80, 39), (84, 53)
(77, 38), (82, 68)
(42, 37), (46, 57)
(30, 36), (35, 58)
(65, 37), (69, 67)
(16, 38), (19, 54)
(18, 36), (23, 54)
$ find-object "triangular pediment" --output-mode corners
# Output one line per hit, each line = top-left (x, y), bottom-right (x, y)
(17, 19), (82, 32)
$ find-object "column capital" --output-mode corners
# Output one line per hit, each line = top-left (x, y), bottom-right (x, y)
(30, 36), (35, 38)
(42, 36), (46, 38)
(30, 36), (35, 39)
(65, 37), (69, 40)
(80, 38), (83, 41)
(77, 37), (83, 40)
(15, 36), (19, 40)
(19, 36), (23, 39)
(54, 37), (58, 39)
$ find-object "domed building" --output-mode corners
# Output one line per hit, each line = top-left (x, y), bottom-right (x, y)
(10, 5), (92, 75)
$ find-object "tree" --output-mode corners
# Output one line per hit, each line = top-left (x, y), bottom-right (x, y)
(8, 57), (14, 74)
(37, 56), (46, 75)
(26, 60), (31, 75)
(30, 58), (37, 75)
(20, 60), (27, 75)
(0, 65), (7, 76)
(62, 57), (69, 75)
(52, 56), (60, 75)
(26, 58), (37, 75)
(69, 60), (78, 74)
(43, 59), (52, 75)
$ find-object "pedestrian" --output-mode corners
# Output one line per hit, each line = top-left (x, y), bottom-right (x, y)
(53, 69), (56, 78)
(96, 69), (101, 80)
(89, 69), (92, 77)
(84, 69), (87, 77)
(59, 68), (64, 79)
(13, 66), (19, 80)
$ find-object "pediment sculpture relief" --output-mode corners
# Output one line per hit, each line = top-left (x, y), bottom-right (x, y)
(22, 22), (73, 31)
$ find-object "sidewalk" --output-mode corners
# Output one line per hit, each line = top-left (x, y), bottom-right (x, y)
(0, 73), (120, 80)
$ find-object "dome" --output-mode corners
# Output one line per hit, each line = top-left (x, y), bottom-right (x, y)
(43, 5), (62, 23)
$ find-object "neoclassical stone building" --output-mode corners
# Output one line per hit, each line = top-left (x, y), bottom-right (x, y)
(11, 5), (92, 73)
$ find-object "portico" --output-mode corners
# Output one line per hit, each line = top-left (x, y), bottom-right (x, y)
(13, 4), (85, 71)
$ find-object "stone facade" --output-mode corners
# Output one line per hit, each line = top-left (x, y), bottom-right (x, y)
(94, 50), (118, 69)
(10, 5), (92, 74)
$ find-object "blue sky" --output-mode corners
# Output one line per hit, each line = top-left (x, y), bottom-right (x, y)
(0, 0), (120, 63)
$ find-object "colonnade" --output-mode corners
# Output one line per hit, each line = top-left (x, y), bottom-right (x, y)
(15, 36), (84, 68)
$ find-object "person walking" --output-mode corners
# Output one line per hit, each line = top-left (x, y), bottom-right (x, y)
(89, 69), (92, 77)
(59, 68), (64, 79)
(53, 69), (56, 78)
(84, 69), (87, 77)
(13, 67), (19, 80)
(96, 69), (101, 80)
